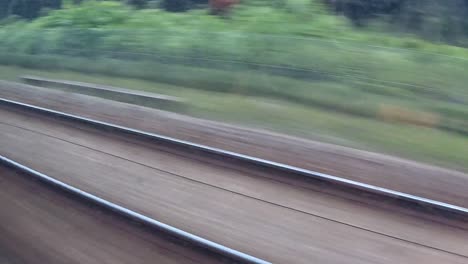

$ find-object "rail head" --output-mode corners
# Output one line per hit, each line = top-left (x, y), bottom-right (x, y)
(0, 155), (271, 264)
(1, 97), (467, 218)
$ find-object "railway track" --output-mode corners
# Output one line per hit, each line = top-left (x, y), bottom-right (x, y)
(3, 80), (468, 209)
(0, 158), (268, 264)
(1, 97), (467, 218)
(1, 97), (468, 263)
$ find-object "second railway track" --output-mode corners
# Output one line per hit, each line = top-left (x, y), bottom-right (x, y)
(1, 97), (468, 263)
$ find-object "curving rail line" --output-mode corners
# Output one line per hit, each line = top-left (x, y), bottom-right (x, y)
(0, 155), (271, 264)
(1, 97), (467, 219)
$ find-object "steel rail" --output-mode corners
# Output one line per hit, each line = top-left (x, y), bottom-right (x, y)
(0, 155), (271, 264)
(1, 97), (468, 218)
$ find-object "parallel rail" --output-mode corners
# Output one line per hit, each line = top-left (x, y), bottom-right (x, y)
(1, 97), (468, 220)
(0, 155), (270, 264)
(20, 76), (185, 112)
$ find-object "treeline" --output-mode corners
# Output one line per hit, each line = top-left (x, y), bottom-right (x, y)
(120, 0), (238, 12)
(0, 0), (232, 19)
(128, 0), (208, 11)
(0, 0), (61, 19)
(2, 0), (468, 43)
(328, 0), (468, 42)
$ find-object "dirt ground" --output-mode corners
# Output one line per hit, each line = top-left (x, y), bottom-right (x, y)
(1, 80), (467, 208)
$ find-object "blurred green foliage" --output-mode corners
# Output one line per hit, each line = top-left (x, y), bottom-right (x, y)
(0, 0), (467, 137)
(32, 1), (130, 27)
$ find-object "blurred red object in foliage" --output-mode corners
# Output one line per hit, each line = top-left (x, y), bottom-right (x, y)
(209, 0), (239, 13)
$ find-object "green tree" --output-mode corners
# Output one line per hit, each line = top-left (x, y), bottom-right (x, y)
(328, 0), (468, 43)
(9, 0), (42, 19)
(126, 0), (147, 8)
(160, 0), (207, 12)
(328, 0), (403, 26)
(0, 0), (12, 18)
(1, 0), (62, 19)
(395, 0), (468, 42)
(43, 0), (62, 9)
(161, 0), (191, 11)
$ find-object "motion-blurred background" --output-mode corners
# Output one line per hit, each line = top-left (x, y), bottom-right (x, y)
(0, 0), (467, 171)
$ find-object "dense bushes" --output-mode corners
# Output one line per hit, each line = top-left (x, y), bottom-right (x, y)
(3, 0), (468, 45)
(31, 1), (130, 27)
(0, 0), (467, 136)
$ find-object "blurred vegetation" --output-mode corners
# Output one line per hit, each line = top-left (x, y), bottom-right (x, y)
(3, 0), (468, 44)
(0, 0), (467, 168)
(332, 0), (468, 45)
(0, 0), (61, 19)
